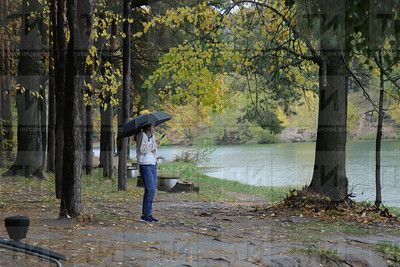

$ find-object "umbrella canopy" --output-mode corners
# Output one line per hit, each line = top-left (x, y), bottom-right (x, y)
(117, 111), (172, 139)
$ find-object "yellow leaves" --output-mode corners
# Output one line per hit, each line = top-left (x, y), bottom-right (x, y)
(132, 32), (143, 38)
(89, 46), (97, 57)
(86, 55), (93, 66)
(243, 60), (252, 67)
(287, 91), (318, 131)
(140, 109), (152, 115)
(30, 90), (43, 100)
(15, 83), (25, 94)
(276, 107), (289, 127)
(162, 101), (212, 141)
(143, 20), (156, 34)
(91, 30), (99, 40)
(108, 97), (118, 107)
(140, 2), (220, 39)
(85, 57), (121, 108)
(83, 93), (92, 107)
(84, 81), (92, 90)
(15, 83), (44, 100)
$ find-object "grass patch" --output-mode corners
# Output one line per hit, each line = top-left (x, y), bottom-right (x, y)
(287, 219), (373, 238)
(80, 168), (142, 202)
(388, 206), (400, 218)
(0, 167), (143, 205)
(158, 161), (291, 202)
(291, 246), (342, 262)
(377, 242), (400, 263)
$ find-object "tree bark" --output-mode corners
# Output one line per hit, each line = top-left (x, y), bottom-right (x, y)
(309, 52), (348, 201)
(41, 79), (47, 169)
(47, 4), (56, 172)
(54, 0), (67, 198)
(0, 46), (3, 167)
(102, 22), (117, 178)
(308, 1), (349, 201)
(84, 63), (93, 175)
(102, 106), (114, 178)
(1, 73), (13, 160)
(85, 104), (94, 175)
(375, 54), (384, 208)
(99, 119), (105, 167)
(3, 0), (45, 179)
(0, 3), (5, 168)
(1, 1), (14, 161)
(60, 0), (92, 218)
(118, 0), (132, 191)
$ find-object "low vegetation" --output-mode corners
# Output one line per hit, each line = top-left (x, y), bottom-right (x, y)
(291, 246), (343, 263)
(377, 242), (400, 264)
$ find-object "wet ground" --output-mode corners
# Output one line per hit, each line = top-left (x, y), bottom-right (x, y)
(1, 180), (400, 266)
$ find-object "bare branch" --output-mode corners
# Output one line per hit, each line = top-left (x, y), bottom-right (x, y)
(232, 0), (320, 63)
(340, 52), (379, 111)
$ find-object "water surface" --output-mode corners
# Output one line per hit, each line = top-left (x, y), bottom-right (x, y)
(95, 140), (400, 207)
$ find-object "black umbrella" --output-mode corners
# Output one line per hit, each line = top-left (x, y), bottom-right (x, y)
(117, 111), (172, 139)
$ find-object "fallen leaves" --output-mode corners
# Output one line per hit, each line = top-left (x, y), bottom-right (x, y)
(254, 189), (399, 225)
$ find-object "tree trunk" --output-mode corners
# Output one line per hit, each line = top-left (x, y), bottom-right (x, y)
(375, 56), (384, 208)
(85, 104), (94, 175)
(309, 52), (348, 201)
(60, 0), (92, 218)
(54, 0), (67, 198)
(1, 1), (14, 161)
(84, 63), (93, 175)
(118, 0), (132, 191)
(308, 1), (349, 201)
(0, 52), (3, 167)
(0, 3), (5, 168)
(47, 3), (56, 172)
(81, 105), (86, 170)
(101, 106), (114, 178)
(41, 80), (47, 169)
(102, 21), (117, 178)
(127, 99), (133, 161)
(1, 79), (13, 160)
(3, 0), (45, 179)
(99, 116), (105, 167)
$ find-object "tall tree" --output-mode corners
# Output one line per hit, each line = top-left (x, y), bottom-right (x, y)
(0, 47), (3, 167)
(84, 65), (94, 175)
(1, 0), (14, 161)
(117, 0), (132, 191)
(47, 0), (57, 172)
(41, 69), (47, 169)
(0, 4), (5, 168)
(3, 0), (45, 178)
(100, 21), (117, 178)
(372, 51), (400, 207)
(54, 0), (67, 198)
(375, 53), (385, 207)
(60, 0), (92, 217)
(308, 0), (348, 200)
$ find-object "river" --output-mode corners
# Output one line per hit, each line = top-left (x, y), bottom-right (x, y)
(94, 140), (400, 207)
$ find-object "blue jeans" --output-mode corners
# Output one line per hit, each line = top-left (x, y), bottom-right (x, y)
(139, 164), (157, 217)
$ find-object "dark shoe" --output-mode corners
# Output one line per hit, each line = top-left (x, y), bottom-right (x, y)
(140, 215), (153, 222)
(149, 215), (159, 223)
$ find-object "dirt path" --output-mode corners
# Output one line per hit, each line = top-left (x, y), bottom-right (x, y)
(1, 180), (400, 266)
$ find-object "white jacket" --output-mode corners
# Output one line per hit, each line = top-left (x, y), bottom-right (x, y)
(136, 131), (157, 165)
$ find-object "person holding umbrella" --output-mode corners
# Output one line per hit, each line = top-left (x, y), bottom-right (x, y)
(118, 111), (171, 223)
(135, 123), (160, 222)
